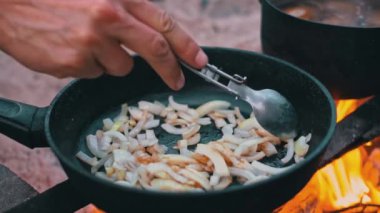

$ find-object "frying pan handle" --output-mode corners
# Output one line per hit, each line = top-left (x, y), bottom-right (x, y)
(0, 97), (48, 148)
(318, 96), (380, 168)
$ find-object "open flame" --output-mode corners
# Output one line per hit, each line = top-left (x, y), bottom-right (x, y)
(278, 98), (380, 212)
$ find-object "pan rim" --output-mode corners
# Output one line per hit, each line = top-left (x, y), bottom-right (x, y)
(45, 47), (336, 197)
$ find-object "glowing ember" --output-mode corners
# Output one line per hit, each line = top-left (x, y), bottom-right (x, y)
(278, 98), (380, 212)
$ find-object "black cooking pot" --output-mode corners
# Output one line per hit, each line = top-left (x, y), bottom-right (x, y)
(0, 48), (336, 212)
(260, 0), (380, 99)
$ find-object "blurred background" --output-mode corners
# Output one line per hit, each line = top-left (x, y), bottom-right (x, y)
(0, 0), (261, 193)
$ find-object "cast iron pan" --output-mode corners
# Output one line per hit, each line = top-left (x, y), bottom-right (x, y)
(0, 47), (336, 212)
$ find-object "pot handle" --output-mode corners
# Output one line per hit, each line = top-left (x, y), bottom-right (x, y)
(0, 97), (48, 148)
(318, 96), (380, 168)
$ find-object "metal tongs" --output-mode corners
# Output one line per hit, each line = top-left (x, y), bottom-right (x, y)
(181, 62), (298, 139)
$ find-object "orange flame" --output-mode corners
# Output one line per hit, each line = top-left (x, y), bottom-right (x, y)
(279, 98), (380, 212)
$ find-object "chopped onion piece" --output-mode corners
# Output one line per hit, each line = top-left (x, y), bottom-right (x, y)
(143, 119), (160, 130)
(161, 154), (197, 165)
(129, 114), (147, 137)
(177, 140), (193, 157)
(146, 163), (188, 184)
(209, 175), (220, 186)
(234, 138), (265, 156)
(195, 144), (229, 177)
(128, 106), (143, 120)
(198, 117), (212, 125)
(182, 124), (201, 139)
(103, 118), (114, 130)
(250, 161), (288, 175)
(238, 117), (261, 130)
(213, 177), (232, 190)
(214, 118), (227, 129)
(295, 136), (310, 157)
(196, 100), (231, 117)
(234, 128), (251, 138)
(138, 100), (164, 115)
(166, 111), (178, 120)
(169, 96), (188, 111)
(243, 151), (266, 162)
(104, 130), (127, 142)
(150, 179), (197, 191)
(229, 167), (256, 181)
(222, 124), (234, 135)
(178, 111), (194, 122)
(260, 141), (278, 157)
(161, 123), (189, 135)
(76, 151), (98, 166)
(86, 135), (107, 158)
(281, 139), (295, 164)
(187, 133), (201, 146)
(91, 154), (111, 173)
(179, 168), (211, 190)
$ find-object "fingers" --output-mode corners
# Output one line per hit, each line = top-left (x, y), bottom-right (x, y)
(124, 0), (208, 69)
(112, 12), (184, 90)
(94, 40), (134, 76)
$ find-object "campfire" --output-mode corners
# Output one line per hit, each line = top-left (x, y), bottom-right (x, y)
(277, 99), (380, 213)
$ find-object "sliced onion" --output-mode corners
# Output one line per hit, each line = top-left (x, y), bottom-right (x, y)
(138, 100), (164, 115)
(161, 123), (189, 135)
(103, 118), (114, 131)
(221, 134), (245, 144)
(166, 111), (178, 120)
(295, 136), (310, 157)
(182, 124), (201, 139)
(222, 124), (234, 135)
(198, 117), (212, 125)
(214, 118), (227, 129)
(209, 175), (220, 186)
(129, 113), (147, 137)
(229, 167), (256, 181)
(76, 151), (98, 166)
(238, 117), (261, 131)
(234, 138), (266, 156)
(243, 151), (266, 162)
(160, 154), (197, 165)
(150, 179), (197, 191)
(177, 139), (193, 157)
(234, 128), (251, 138)
(250, 161), (288, 175)
(187, 133), (201, 146)
(104, 130), (127, 142)
(91, 154), (111, 173)
(213, 176), (232, 190)
(128, 106), (143, 120)
(86, 135), (107, 158)
(178, 111), (194, 123)
(260, 141), (278, 157)
(112, 149), (134, 170)
(146, 163), (188, 184)
(196, 100), (231, 117)
(143, 119), (160, 130)
(281, 139), (295, 164)
(179, 168), (211, 190)
(98, 135), (112, 151)
(169, 96), (188, 111)
(195, 144), (229, 177)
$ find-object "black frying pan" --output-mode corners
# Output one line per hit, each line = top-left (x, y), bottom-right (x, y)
(0, 47), (336, 212)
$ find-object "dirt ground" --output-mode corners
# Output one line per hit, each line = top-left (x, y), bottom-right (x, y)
(0, 0), (261, 203)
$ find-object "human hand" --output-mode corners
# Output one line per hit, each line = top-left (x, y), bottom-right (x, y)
(0, 0), (208, 90)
